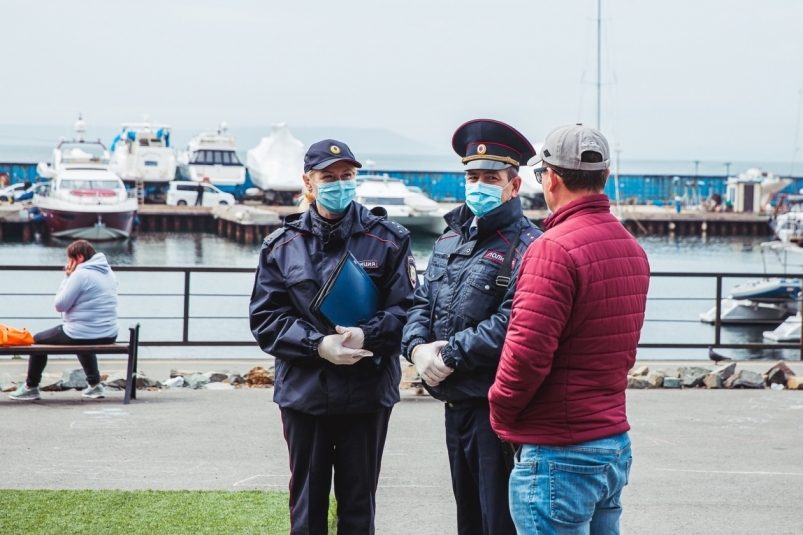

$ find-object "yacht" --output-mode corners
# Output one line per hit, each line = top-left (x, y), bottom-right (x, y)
(178, 122), (246, 192)
(35, 116), (138, 240)
(700, 241), (802, 324)
(109, 118), (176, 184)
(356, 175), (447, 235)
(245, 123), (305, 205)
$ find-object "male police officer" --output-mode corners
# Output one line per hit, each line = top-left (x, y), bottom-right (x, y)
(402, 120), (541, 535)
(250, 139), (416, 534)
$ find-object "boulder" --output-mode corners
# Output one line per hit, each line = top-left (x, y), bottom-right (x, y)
(766, 368), (787, 387)
(703, 373), (722, 389)
(645, 372), (664, 388)
(787, 376), (803, 390)
(228, 374), (246, 386)
(713, 363), (737, 382)
(246, 366), (274, 387)
(662, 377), (682, 389)
(105, 371), (160, 389)
(0, 380), (17, 393)
(105, 371), (128, 388)
(204, 371), (229, 383)
(656, 368), (681, 379)
(60, 368), (88, 390)
(40, 377), (63, 392)
(627, 377), (652, 389)
(682, 372), (707, 388)
(204, 382), (234, 390)
(170, 368), (201, 378)
(630, 365), (649, 377)
(725, 370), (765, 389)
(186, 373), (210, 390)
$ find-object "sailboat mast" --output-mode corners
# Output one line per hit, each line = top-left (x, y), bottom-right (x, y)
(597, 0), (602, 130)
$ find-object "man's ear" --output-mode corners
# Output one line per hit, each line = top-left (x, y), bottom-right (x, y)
(509, 176), (522, 198)
(548, 169), (561, 195)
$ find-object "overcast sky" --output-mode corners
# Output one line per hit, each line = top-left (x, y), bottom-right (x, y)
(2, 0), (803, 164)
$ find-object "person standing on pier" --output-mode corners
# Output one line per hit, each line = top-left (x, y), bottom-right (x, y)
(9, 240), (118, 401)
(401, 119), (541, 535)
(249, 139), (416, 534)
(488, 124), (650, 535)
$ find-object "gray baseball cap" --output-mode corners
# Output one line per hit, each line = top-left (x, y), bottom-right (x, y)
(528, 124), (610, 171)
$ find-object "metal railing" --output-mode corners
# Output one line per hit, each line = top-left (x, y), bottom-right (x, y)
(0, 266), (801, 356)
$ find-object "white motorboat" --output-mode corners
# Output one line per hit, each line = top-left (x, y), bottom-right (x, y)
(356, 175), (447, 235)
(178, 122), (246, 189)
(764, 313), (802, 342)
(245, 123), (305, 205)
(773, 195), (803, 242)
(34, 116), (138, 240)
(700, 241), (803, 324)
(109, 118), (177, 183)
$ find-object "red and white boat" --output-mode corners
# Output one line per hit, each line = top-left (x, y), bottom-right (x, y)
(35, 117), (138, 240)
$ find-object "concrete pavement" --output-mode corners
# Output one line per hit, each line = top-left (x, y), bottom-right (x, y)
(1, 358), (802, 534)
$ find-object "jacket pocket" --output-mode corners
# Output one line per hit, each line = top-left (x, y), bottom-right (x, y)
(459, 266), (499, 324)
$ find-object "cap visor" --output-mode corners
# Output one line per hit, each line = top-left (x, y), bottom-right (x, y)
(312, 157), (362, 170)
(464, 160), (512, 171)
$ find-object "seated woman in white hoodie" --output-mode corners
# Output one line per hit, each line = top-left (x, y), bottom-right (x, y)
(10, 240), (118, 401)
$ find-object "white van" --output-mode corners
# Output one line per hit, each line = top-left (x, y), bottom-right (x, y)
(166, 181), (235, 207)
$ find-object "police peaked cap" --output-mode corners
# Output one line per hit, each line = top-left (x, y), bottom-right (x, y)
(452, 119), (536, 171)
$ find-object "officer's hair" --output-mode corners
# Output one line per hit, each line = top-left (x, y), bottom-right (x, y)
(299, 165), (359, 212)
(505, 167), (519, 182)
(548, 152), (608, 192)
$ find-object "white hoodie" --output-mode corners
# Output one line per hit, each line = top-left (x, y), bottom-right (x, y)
(54, 252), (118, 339)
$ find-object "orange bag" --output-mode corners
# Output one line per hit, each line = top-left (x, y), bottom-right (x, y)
(0, 324), (34, 346)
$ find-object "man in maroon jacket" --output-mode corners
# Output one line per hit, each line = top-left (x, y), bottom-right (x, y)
(488, 124), (650, 535)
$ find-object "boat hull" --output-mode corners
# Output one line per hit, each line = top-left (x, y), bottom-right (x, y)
(40, 208), (136, 241)
(700, 298), (795, 325)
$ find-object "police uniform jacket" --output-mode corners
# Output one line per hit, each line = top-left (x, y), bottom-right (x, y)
(249, 201), (416, 415)
(401, 196), (541, 403)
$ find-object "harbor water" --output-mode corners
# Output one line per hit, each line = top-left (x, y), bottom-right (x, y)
(0, 231), (800, 361)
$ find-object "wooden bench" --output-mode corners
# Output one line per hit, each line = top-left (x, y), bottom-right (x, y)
(0, 324), (141, 404)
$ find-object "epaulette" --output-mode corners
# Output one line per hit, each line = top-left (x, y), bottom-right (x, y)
(377, 218), (410, 238)
(263, 227), (290, 249)
(518, 227), (541, 248)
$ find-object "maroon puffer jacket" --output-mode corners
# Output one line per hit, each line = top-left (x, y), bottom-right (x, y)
(488, 194), (649, 446)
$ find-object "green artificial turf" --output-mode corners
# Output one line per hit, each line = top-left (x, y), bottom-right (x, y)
(0, 490), (337, 534)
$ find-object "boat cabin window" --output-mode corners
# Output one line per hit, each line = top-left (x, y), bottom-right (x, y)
(190, 150), (242, 166)
(139, 139), (150, 146)
(361, 197), (406, 205)
(60, 179), (122, 190)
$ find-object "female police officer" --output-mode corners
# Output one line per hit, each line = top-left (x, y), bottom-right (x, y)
(249, 139), (416, 534)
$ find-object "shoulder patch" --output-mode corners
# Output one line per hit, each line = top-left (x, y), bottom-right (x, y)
(407, 256), (418, 289)
(518, 227), (542, 248)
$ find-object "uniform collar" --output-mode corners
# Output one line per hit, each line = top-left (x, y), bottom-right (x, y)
(444, 196), (524, 242)
(286, 202), (384, 245)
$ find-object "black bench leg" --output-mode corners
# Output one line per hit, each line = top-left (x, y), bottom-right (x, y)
(123, 324), (140, 405)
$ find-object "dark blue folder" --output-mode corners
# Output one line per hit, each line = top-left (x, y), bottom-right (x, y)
(310, 252), (381, 364)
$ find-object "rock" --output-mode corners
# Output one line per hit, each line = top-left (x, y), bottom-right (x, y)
(40, 377), (63, 392)
(725, 370), (765, 389)
(787, 376), (803, 390)
(768, 362), (796, 380)
(204, 371), (229, 383)
(645, 372), (664, 388)
(703, 373), (722, 389)
(246, 366), (274, 387)
(204, 382), (234, 390)
(105, 371), (128, 388)
(186, 373), (210, 390)
(1, 380), (18, 392)
(163, 376), (185, 388)
(662, 377), (682, 389)
(104, 371), (160, 389)
(680, 366), (712, 388)
(627, 377), (652, 389)
(657, 368), (681, 379)
(766, 367), (787, 386)
(170, 368), (201, 378)
(714, 363), (737, 382)
(771, 383), (785, 391)
(228, 374), (246, 385)
(630, 365), (649, 377)
(60, 368), (88, 390)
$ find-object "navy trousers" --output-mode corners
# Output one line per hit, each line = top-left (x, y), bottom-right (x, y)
(280, 407), (392, 535)
(445, 401), (516, 535)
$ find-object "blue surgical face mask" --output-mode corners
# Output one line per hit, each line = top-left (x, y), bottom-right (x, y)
(465, 181), (505, 218)
(315, 179), (357, 214)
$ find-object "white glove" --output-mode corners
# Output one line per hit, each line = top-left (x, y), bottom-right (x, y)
(318, 332), (373, 365)
(336, 326), (365, 350)
(412, 341), (452, 386)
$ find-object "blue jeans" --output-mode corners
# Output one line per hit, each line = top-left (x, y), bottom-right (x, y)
(509, 432), (632, 535)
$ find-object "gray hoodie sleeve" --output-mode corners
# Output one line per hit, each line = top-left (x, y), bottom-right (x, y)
(54, 272), (86, 313)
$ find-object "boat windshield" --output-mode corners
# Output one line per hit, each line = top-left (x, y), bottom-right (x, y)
(59, 143), (107, 163)
(190, 150), (242, 166)
(60, 179), (122, 190)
